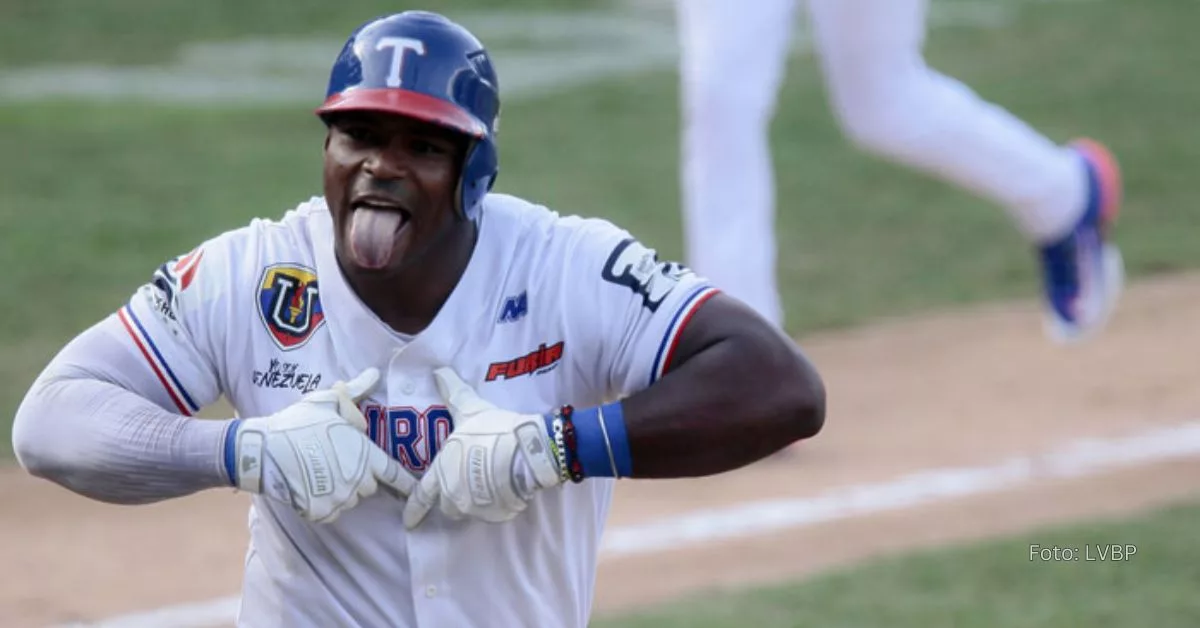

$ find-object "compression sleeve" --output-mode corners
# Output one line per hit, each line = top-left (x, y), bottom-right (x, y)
(12, 314), (234, 504)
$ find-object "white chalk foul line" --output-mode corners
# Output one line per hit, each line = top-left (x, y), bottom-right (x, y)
(603, 420), (1200, 556)
(64, 419), (1200, 628)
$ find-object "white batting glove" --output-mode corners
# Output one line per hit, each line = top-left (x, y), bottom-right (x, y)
(230, 367), (417, 524)
(402, 367), (566, 530)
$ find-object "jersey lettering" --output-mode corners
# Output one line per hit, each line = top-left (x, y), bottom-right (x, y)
(486, 341), (564, 381)
(251, 359), (323, 394)
(364, 404), (453, 472)
(376, 37), (426, 88)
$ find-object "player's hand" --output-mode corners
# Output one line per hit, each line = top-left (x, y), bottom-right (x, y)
(402, 367), (565, 530)
(231, 367), (417, 524)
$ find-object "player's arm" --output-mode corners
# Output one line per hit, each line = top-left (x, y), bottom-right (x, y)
(609, 292), (824, 477)
(12, 316), (232, 504)
(12, 241), (413, 518)
(13, 320), (410, 520)
(558, 229), (825, 480)
(12, 247), (234, 504)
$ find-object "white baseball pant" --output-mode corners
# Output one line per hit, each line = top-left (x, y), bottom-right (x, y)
(676, 0), (1088, 327)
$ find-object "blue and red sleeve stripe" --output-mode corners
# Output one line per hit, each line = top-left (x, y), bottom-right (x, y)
(649, 285), (720, 384)
(116, 305), (201, 416)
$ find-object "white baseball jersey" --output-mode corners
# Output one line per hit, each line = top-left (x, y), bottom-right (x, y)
(115, 193), (718, 627)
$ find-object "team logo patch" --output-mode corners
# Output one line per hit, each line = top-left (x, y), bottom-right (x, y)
(486, 341), (565, 381)
(257, 264), (326, 351)
(601, 238), (691, 313)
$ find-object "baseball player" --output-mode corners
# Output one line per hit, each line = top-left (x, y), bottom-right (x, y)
(677, 0), (1124, 341)
(11, 11), (826, 628)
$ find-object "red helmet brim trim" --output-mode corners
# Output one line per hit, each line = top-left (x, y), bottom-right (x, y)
(315, 88), (488, 138)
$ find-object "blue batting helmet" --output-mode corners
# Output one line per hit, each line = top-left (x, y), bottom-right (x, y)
(316, 11), (500, 220)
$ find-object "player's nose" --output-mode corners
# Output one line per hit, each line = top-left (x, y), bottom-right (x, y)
(362, 141), (411, 181)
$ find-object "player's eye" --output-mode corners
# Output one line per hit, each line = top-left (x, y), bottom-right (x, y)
(410, 139), (448, 156)
(342, 125), (378, 145)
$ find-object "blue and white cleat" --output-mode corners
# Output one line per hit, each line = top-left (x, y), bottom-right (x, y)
(1038, 138), (1124, 344)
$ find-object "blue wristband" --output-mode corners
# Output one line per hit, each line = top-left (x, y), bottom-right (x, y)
(222, 419), (242, 486)
(571, 402), (633, 478)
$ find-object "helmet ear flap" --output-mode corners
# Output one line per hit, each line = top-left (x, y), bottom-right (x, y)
(458, 137), (498, 220)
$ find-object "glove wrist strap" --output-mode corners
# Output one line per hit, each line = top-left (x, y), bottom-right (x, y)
(221, 419), (242, 486)
(223, 418), (264, 492)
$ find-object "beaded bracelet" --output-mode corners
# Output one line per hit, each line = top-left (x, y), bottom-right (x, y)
(548, 408), (571, 484)
(558, 405), (586, 484)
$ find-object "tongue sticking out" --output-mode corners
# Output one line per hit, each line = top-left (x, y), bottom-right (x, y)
(349, 207), (406, 269)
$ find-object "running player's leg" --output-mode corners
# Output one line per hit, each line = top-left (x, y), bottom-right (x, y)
(807, 0), (1123, 340)
(676, 0), (800, 328)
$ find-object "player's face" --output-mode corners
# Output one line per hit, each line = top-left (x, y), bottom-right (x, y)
(323, 111), (468, 274)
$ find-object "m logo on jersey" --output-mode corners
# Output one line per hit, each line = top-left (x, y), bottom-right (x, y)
(257, 264), (326, 351)
(601, 238), (690, 312)
(486, 341), (564, 381)
(498, 291), (528, 323)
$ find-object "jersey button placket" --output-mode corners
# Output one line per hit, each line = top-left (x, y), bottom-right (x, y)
(409, 533), (452, 620)
(388, 345), (447, 617)
(388, 348), (407, 396)
(408, 520), (451, 620)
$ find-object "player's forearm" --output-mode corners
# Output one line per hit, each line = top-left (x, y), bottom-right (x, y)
(552, 319), (824, 481)
(12, 371), (232, 505)
(619, 327), (824, 477)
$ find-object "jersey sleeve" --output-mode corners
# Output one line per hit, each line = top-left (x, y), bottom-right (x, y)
(560, 218), (720, 399)
(114, 240), (228, 416)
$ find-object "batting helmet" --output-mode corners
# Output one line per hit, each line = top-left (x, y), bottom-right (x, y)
(316, 11), (501, 220)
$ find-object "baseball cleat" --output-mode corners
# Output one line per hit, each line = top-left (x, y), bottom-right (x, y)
(1038, 138), (1124, 344)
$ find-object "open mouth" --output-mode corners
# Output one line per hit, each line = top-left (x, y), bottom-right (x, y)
(352, 197), (412, 223)
(348, 198), (413, 270)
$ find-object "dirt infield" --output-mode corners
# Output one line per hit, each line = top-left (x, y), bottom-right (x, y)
(6, 273), (1200, 627)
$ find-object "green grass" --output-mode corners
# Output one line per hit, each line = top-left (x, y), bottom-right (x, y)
(3, 0), (1199, 455)
(0, 0), (606, 68)
(594, 498), (1200, 628)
